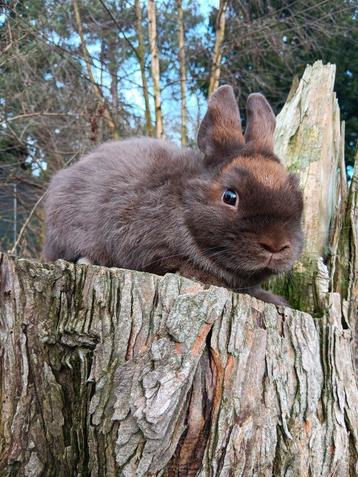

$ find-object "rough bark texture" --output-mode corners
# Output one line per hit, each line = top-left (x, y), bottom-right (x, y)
(147, 0), (164, 138)
(1, 254), (358, 476)
(1, 61), (358, 476)
(350, 154), (358, 360)
(342, 150), (358, 366)
(271, 62), (358, 377)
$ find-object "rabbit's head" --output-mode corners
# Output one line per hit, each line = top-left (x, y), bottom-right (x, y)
(183, 85), (303, 282)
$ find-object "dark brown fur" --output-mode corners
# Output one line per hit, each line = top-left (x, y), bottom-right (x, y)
(43, 86), (303, 305)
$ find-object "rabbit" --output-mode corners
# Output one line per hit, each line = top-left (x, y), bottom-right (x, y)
(43, 85), (303, 306)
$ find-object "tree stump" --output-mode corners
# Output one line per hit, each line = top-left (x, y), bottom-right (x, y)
(1, 254), (358, 476)
(1, 61), (358, 476)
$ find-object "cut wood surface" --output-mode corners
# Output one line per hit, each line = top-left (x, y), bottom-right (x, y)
(1, 254), (358, 476)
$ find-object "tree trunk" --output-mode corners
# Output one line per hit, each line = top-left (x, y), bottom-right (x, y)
(177, 0), (188, 146)
(147, 0), (164, 138)
(339, 148), (358, 365)
(135, 0), (153, 136)
(272, 60), (358, 369)
(1, 253), (358, 476)
(208, 0), (228, 96)
(351, 153), (358, 366)
(1, 62), (358, 476)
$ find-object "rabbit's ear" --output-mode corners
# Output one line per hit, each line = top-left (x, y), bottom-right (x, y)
(244, 93), (276, 151)
(197, 85), (244, 162)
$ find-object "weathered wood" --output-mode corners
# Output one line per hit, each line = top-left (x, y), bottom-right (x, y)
(272, 61), (358, 370)
(338, 150), (358, 365)
(349, 153), (358, 364)
(1, 254), (358, 476)
(271, 61), (346, 313)
(1, 61), (357, 476)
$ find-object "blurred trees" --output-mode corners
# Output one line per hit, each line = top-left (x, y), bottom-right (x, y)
(177, 0), (188, 145)
(216, 0), (358, 163)
(208, 0), (228, 95)
(0, 0), (357, 256)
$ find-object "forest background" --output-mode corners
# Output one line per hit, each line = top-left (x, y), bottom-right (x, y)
(0, 0), (357, 257)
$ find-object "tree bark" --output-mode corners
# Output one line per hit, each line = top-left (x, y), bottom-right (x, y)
(1, 253), (358, 476)
(177, 0), (188, 146)
(349, 150), (358, 332)
(272, 61), (358, 372)
(2, 61), (358, 476)
(135, 0), (153, 136)
(208, 0), (228, 96)
(147, 0), (164, 138)
(337, 149), (358, 365)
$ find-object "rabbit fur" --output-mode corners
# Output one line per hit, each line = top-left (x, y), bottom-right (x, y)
(43, 86), (304, 305)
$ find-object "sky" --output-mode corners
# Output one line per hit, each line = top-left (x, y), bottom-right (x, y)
(42, 0), (220, 143)
(0, 1), (220, 145)
(120, 0), (219, 142)
(1, 0), (222, 179)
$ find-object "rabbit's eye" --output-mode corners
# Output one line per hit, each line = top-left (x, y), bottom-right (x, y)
(222, 189), (238, 207)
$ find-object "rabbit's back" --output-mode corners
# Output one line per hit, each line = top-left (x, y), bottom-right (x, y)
(42, 85), (304, 306)
(43, 137), (201, 266)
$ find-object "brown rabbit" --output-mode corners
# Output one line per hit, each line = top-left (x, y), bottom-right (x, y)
(43, 85), (303, 305)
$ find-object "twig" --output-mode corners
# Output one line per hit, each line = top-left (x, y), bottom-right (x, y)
(7, 112), (83, 122)
(9, 151), (80, 255)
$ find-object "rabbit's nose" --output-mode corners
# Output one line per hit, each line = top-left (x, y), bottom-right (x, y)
(260, 239), (290, 254)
